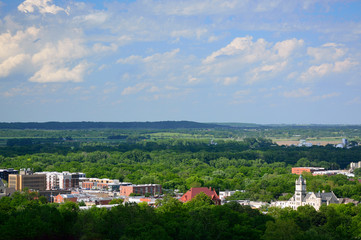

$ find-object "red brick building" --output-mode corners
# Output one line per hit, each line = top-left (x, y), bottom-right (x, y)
(119, 184), (162, 196)
(53, 194), (78, 203)
(81, 182), (94, 189)
(180, 187), (221, 205)
(292, 167), (324, 175)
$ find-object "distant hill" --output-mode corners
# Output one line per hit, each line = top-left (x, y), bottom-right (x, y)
(0, 121), (229, 130)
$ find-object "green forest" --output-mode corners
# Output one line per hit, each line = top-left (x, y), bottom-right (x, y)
(1, 190), (361, 240)
(1, 123), (361, 239)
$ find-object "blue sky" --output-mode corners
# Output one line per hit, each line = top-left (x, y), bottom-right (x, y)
(0, 0), (361, 124)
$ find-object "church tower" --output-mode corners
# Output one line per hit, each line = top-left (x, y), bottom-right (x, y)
(295, 175), (306, 205)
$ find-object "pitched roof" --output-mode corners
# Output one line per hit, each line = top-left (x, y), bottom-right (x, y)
(180, 187), (220, 202)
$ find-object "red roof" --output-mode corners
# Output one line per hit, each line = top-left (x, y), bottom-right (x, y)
(180, 187), (221, 204)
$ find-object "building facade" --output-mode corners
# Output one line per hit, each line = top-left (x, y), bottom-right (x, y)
(119, 184), (162, 196)
(35, 171), (85, 190)
(272, 175), (339, 210)
(8, 173), (46, 191)
(291, 167), (325, 175)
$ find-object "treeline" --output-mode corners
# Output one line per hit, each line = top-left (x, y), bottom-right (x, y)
(1, 191), (361, 240)
(1, 124), (361, 140)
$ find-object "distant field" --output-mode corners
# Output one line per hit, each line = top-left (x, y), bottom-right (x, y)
(275, 140), (342, 146)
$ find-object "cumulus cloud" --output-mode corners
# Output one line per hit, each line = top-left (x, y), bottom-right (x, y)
(29, 62), (88, 83)
(0, 27), (40, 60)
(273, 39), (304, 59)
(204, 36), (303, 64)
(307, 43), (346, 62)
(249, 61), (288, 84)
(121, 83), (150, 95)
(0, 54), (28, 78)
(202, 36), (304, 84)
(0, 27), (40, 78)
(28, 38), (91, 83)
(32, 38), (88, 65)
(18, 0), (67, 15)
(299, 58), (358, 82)
(203, 36), (261, 64)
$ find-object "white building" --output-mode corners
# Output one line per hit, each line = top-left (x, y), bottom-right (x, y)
(35, 171), (85, 190)
(271, 175), (339, 210)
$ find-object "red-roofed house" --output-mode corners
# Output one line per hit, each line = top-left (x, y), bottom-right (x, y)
(180, 187), (221, 205)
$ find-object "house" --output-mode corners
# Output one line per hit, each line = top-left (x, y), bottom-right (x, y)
(180, 187), (221, 205)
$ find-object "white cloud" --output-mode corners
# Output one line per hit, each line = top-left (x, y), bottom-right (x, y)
(307, 43), (346, 62)
(203, 36), (261, 64)
(32, 38), (88, 65)
(204, 37), (303, 64)
(18, 0), (67, 15)
(0, 27), (40, 78)
(249, 61), (288, 84)
(273, 39), (304, 59)
(73, 11), (109, 25)
(121, 83), (150, 95)
(29, 38), (90, 83)
(92, 43), (118, 53)
(0, 27), (40, 60)
(29, 62), (88, 83)
(283, 88), (312, 98)
(333, 58), (358, 72)
(0, 54), (28, 78)
(299, 58), (358, 82)
(117, 49), (180, 64)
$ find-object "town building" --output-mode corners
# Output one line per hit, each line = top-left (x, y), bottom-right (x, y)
(291, 167), (325, 175)
(180, 187), (221, 205)
(350, 161), (361, 171)
(79, 178), (125, 191)
(53, 194), (78, 203)
(271, 175), (339, 210)
(119, 184), (162, 196)
(35, 171), (85, 190)
(8, 169), (46, 191)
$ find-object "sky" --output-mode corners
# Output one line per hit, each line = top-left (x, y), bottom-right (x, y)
(0, 0), (361, 124)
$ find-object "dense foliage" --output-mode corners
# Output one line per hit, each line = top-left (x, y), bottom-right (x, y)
(1, 136), (361, 201)
(2, 191), (361, 240)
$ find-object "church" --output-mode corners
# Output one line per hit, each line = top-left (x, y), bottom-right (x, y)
(272, 175), (339, 210)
